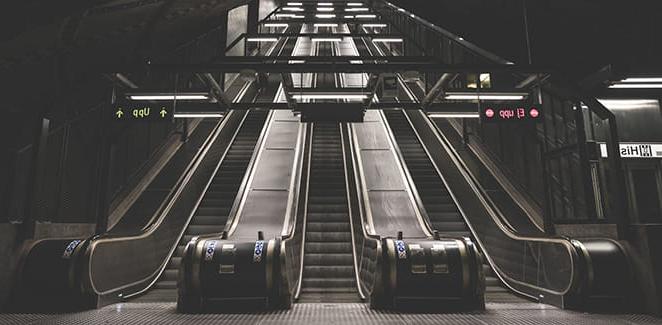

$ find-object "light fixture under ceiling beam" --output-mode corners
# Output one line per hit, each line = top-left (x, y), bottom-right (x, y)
(609, 84), (662, 89)
(290, 93), (369, 100)
(246, 37), (279, 42)
(126, 93), (210, 101)
(428, 112), (480, 118)
(372, 38), (403, 43)
(173, 113), (224, 118)
(444, 92), (527, 101)
(263, 23), (289, 27)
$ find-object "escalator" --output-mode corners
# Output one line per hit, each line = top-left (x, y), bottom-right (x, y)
(383, 110), (520, 302)
(383, 108), (633, 309)
(383, 110), (468, 237)
(136, 110), (268, 302)
(298, 122), (360, 303)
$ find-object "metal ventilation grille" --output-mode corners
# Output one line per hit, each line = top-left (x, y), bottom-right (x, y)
(1, 302), (659, 325)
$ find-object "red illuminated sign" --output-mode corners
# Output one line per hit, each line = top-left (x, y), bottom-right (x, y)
(481, 106), (541, 123)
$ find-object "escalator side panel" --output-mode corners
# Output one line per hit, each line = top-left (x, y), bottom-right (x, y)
(351, 110), (427, 239)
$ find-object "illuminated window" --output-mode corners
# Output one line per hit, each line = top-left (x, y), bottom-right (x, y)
(466, 73), (492, 89)
(480, 73), (492, 88)
(466, 74), (478, 89)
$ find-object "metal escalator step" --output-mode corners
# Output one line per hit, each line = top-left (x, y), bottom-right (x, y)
(300, 122), (358, 301)
(186, 224), (224, 235)
(305, 232), (352, 242)
(306, 212), (351, 222)
(305, 242), (353, 253)
(302, 278), (356, 289)
(161, 269), (178, 282)
(153, 281), (177, 290)
(306, 221), (351, 232)
(431, 221), (468, 232)
(303, 253), (354, 265)
(190, 215), (228, 226)
(303, 265), (355, 278)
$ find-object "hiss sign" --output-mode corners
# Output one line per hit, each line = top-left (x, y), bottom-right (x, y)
(599, 143), (662, 158)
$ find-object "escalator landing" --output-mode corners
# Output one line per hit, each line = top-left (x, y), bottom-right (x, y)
(1, 302), (658, 324)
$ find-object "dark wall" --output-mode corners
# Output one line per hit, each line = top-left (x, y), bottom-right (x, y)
(393, 0), (660, 78)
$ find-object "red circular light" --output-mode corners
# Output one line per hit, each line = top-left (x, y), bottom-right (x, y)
(485, 108), (495, 118)
(529, 108), (539, 118)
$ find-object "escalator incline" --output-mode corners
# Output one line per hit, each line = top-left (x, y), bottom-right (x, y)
(384, 110), (519, 300)
(299, 122), (360, 303)
(136, 110), (268, 302)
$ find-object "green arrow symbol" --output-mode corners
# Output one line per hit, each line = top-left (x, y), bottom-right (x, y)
(116, 108), (124, 118)
(160, 107), (167, 118)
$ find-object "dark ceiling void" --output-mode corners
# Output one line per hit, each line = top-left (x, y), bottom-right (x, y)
(391, 0), (661, 80)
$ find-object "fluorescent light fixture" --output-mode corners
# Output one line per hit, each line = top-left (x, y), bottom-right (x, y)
(609, 84), (662, 89)
(246, 37), (278, 42)
(264, 23), (289, 27)
(597, 99), (660, 110)
(409, 14), (415, 18)
(620, 77), (662, 83)
(311, 37), (342, 42)
(291, 94), (369, 100)
(314, 23), (338, 27)
(282, 7), (304, 11)
(444, 92), (527, 101)
(316, 13), (336, 18)
(428, 112), (480, 118)
(372, 38), (403, 42)
(345, 7), (368, 11)
(286, 2), (302, 5)
(362, 23), (387, 27)
(128, 94), (209, 101)
(349, 60), (363, 64)
(355, 14), (376, 18)
(173, 113), (223, 118)
(288, 60), (306, 64)
(277, 13), (304, 18)
(397, 8), (405, 12)
(348, 2), (363, 6)
(344, 15), (354, 18)
(318, 2), (333, 5)
(317, 7), (334, 11)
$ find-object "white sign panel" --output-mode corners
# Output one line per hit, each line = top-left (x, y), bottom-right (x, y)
(599, 143), (662, 158)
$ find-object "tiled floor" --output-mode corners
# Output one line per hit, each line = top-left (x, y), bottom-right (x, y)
(1, 302), (661, 325)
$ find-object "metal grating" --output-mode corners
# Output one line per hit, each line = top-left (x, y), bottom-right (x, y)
(1, 302), (661, 325)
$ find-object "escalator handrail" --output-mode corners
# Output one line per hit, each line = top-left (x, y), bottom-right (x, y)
(84, 110), (243, 297)
(280, 118), (308, 239)
(288, 122), (313, 300)
(413, 109), (583, 298)
(340, 123), (368, 300)
(346, 123), (383, 296)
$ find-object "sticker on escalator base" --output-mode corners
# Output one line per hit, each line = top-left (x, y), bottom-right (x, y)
(253, 240), (265, 263)
(204, 240), (218, 261)
(431, 244), (449, 274)
(62, 240), (82, 259)
(395, 240), (407, 259)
